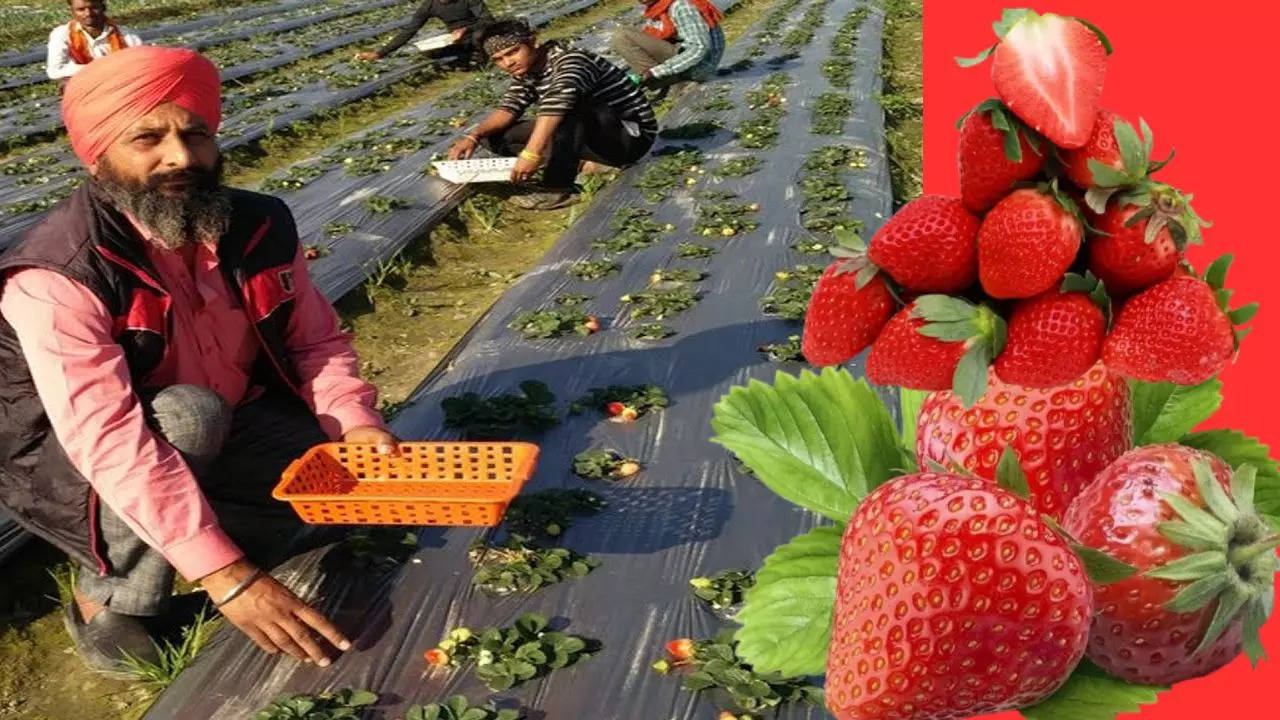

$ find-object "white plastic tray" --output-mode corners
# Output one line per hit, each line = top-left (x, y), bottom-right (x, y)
(414, 33), (457, 52)
(432, 156), (518, 184)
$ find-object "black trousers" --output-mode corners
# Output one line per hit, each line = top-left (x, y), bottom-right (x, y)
(486, 105), (655, 188)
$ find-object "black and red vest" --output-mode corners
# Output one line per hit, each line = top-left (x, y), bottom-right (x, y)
(0, 185), (305, 574)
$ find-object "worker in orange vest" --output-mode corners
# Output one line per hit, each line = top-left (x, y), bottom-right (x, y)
(47, 0), (142, 88)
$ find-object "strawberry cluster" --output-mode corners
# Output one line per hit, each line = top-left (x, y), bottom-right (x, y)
(801, 9), (1256, 406)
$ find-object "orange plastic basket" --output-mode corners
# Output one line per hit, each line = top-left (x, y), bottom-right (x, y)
(272, 442), (539, 526)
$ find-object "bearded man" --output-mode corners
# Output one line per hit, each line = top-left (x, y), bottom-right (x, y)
(0, 46), (396, 672)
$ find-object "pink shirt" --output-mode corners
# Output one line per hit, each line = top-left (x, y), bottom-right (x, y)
(0, 233), (385, 581)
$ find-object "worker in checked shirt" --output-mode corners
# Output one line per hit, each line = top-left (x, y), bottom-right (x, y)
(47, 0), (143, 87)
(610, 0), (726, 99)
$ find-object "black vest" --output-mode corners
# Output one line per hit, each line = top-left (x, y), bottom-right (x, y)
(0, 185), (304, 574)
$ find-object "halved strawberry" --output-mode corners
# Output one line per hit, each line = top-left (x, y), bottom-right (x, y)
(958, 9), (1112, 149)
(993, 273), (1109, 388)
(866, 295), (1006, 406)
(801, 235), (896, 366)
(1102, 255), (1257, 385)
(957, 98), (1046, 213)
(867, 194), (980, 292)
(1088, 181), (1209, 296)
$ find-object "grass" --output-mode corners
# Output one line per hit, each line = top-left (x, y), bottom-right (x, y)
(0, 0), (276, 48)
(879, 0), (923, 206)
(119, 608), (218, 694)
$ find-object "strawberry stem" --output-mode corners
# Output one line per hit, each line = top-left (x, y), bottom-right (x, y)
(1230, 535), (1280, 568)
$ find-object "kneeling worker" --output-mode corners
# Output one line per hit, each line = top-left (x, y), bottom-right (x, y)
(447, 18), (658, 211)
(356, 0), (493, 65)
(610, 0), (725, 96)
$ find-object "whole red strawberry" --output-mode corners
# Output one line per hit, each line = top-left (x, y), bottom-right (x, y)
(868, 195), (980, 293)
(917, 363), (1132, 520)
(957, 99), (1045, 213)
(994, 276), (1107, 388)
(1103, 255), (1255, 385)
(1062, 444), (1278, 685)
(827, 472), (1093, 720)
(866, 296), (1005, 402)
(959, 10), (1111, 149)
(978, 186), (1083, 299)
(1062, 110), (1171, 191)
(801, 257), (895, 367)
(1088, 182), (1208, 297)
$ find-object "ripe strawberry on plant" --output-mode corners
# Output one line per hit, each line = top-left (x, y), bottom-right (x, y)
(917, 363), (1132, 520)
(800, 233), (896, 367)
(993, 273), (1109, 388)
(606, 402), (626, 416)
(665, 638), (695, 663)
(978, 183), (1084, 299)
(826, 472), (1096, 720)
(865, 295), (1006, 406)
(1062, 110), (1172, 192)
(1062, 444), (1278, 685)
(1103, 254), (1256, 385)
(957, 98), (1045, 213)
(958, 9), (1111, 149)
(1088, 182), (1209, 296)
(867, 195), (980, 292)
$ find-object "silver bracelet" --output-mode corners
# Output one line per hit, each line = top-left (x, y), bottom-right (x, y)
(213, 568), (264, 608)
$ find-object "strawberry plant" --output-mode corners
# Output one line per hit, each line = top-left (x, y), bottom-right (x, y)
(757, 335), (804, 362)
(694, 198), (760, 237)
(441, 380), (559, 440)
(759, 265), (823, 321)
(253, 689), (377, 720)
(363, 194), (411, 214)
(573, 449), (642, 480)
(508, 308), (599, 339)
(653, 630), (824, 713)
(738, 73), (790, 149)
(590, 206), (673, 253)
(689, 569), (755, 612)
(569, 260), (620, 281)
(648, 268), (706, 284)
(469, 536), (598, 596)
(427, 614), (597, 692)
(402, 696), (520, 720)
(659, 121), (723, 140)
(620, 286), (700, 320)
(781, 0), (830, 49)
(676, 243), (716, 259)
(334, 528), (418, 572)
(323, 220), (354, 238)
(811, 93), (853, 135)
(635, 146), (705, 202)
(505, 489), (606, 538)
(632, 323), (675, 342)
(792, 240), (830, 255)
(554, 293), (591, 306)
(713, 155), (762, 178)
(570, 385), (670, 418)
(698, 84), (735, 112)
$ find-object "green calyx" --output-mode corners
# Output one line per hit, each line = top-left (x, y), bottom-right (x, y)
(1104, 180), (1210, 249)
(1201, 254), (1259, 350)
(909, 294), (1007, 408)
(1147, 459), (1277, 664)
(955, 9), (1112, 67)
(1084, 116), (1176, 212)
(956, 98), (1043, 164)
(826, 227), (882, 290)
(1061, 271), (1114, 328)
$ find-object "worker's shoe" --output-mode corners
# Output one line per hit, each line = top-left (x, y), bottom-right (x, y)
(63, 603), (161, 673)
(578, 160), (616, 176)
(508, 190), (579, 211)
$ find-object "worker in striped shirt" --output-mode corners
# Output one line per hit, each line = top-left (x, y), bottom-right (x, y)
(610, 0), (726, 98)
(447, 18), (657, 211)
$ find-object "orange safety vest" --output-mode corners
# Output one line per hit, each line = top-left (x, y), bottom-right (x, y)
(642, 0), (723, 41)
(66, 19), (128, 65)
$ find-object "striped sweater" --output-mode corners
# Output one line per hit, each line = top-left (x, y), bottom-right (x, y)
(497, 41), (658, 140)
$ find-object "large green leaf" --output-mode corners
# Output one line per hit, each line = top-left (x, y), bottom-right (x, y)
(711, 369), (901, 522)
(1020, 661), (1166, 720)
(734, 526), (841, 678)
(897, 388), (927, 457)
(1130, 379), (1222, 445)
(1180, 429), (1280, 518)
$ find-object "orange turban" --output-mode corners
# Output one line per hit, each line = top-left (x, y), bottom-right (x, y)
(61, 46), (221, 168)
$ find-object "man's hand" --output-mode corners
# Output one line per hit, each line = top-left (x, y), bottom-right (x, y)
(448, 135), (479, 160)
(354, 51), (380, 61)
(511, 152), (541, 183)
(202, 560), (351, 666)
(343, 425), (399, 455)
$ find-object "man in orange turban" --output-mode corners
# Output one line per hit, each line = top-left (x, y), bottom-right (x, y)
(0, 46), (396, 671)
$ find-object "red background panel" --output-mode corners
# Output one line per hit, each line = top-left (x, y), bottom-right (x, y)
(922, 1), (1280, 716)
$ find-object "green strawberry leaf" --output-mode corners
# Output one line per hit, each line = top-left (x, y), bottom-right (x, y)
(955, 44), (995, 67)
(711, 369), (901, 521)
(953, 343), (993, 409)
(734, 526), (841, 678)
(1179, 430), (1280, 519)
(898, 388), (928, 462)
(996, 445), (1031, 500)
(1020, 660), (1165, 720)
(1129, 379), (1222, 445)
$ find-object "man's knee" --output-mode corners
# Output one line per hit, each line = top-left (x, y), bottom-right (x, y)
(145, 385), (231, 466)
(610, 28), (643, 54)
